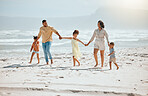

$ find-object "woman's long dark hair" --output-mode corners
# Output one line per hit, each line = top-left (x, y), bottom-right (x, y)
(98, 20), (105, 28)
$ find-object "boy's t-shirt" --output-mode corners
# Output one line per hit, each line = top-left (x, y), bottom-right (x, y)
(110, 48), (115, 58)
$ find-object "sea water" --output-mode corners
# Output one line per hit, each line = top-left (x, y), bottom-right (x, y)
(0, 29), (148, 58)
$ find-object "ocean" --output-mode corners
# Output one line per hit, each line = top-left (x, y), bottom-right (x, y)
(0, 29), (148, 58)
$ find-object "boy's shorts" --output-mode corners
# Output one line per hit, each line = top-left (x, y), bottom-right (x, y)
(109, 58), (116, 63)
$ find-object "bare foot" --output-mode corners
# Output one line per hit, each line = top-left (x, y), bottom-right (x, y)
(94, 64), (98, 67)
(28, 62), (31, 64)
(117, 67), (119, 70)
(51, 59), (53, 64)
(78, 63), (80, 66)
(47, 62), (49, 65)
(37, 62), (40, 64)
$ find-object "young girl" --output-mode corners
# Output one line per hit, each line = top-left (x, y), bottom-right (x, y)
(62, 30), (85, 66)
(29, 36), (40, 64)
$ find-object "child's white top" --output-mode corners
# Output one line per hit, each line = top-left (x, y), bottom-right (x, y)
(71, 38), (81, 59)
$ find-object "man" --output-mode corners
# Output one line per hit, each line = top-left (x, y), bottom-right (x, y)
(37, 20), (62, 65)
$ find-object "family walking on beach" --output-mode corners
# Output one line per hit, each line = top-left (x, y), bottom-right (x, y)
(29, 20), (119, 70)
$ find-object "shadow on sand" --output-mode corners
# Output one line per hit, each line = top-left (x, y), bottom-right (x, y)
(41, 66), (110, 71)
(3, 64), (110, 71)
(3, 64), (46, 68)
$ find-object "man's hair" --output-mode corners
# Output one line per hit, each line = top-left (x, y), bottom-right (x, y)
(110, 42), (114, 45)
(33, 36), (38, 39)
(73, 30), (79, 35)
(42, 20), (46, 23)
(98, 20), (105, 28)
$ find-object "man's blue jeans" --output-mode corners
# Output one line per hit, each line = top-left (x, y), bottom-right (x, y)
(42, 41), (52, 63)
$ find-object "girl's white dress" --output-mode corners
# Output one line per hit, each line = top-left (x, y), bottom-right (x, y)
(71, 39), (81, 59)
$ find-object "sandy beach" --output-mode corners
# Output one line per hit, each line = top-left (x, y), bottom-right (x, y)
(0, 46), (148, 96)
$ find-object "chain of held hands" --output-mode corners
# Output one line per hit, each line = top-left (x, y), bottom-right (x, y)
(34, 34), (110, 47)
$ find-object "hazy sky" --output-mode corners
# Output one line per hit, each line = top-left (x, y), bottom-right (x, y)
(0, 0), (148, 18)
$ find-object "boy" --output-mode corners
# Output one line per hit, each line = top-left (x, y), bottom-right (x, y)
(29, 36), (40, 64)
(108, 42), (119, 70)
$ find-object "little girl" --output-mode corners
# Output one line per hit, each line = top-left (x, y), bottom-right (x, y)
(29, 36), (40, 64)
(62, 30), (85, 66)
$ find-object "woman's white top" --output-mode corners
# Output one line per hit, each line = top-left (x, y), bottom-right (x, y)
(90, 28), (109, 43)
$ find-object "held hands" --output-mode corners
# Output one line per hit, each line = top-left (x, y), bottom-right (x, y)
(85, 42), (89, 46)
(85, 43), (89, 46)
(59, 36), (62, 40)
(108, 42), (110, 46)
(108, 54), (110, 56)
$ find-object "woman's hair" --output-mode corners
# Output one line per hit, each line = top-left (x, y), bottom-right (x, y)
(98, 20), (105, 28)
(33, 36), (38, 39)
(73, 30), (79, 35)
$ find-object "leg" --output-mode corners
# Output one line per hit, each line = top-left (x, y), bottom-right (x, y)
(94, 48), (99, 67)
(46, 42), (53, 64)
(42, 43), (49, 64)
(109, 62), (112, 70)
(114, 63), (119, 70)
(74, 57), (80, 66)
(73, 56), (76, 66)
(37, 53), (40, 64)
(29, 52), (35, 64)
(100, 50), (105, 67)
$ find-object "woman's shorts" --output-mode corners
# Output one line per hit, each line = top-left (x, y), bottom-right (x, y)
(94, 41), (105, 50)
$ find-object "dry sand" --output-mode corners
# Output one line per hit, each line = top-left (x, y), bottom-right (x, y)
(0, 47), (148, 96)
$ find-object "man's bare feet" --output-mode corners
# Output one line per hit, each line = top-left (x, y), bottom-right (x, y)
(47, 62), (49, 65)
(94, 64), (98, 67)
(51, 59), (53, 64)
(28, 62), (31, 64)
(78, 63), (80, 66)
(37, 62), (40, 64)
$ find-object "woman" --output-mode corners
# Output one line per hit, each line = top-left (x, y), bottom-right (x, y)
(86, 20), (109, 67)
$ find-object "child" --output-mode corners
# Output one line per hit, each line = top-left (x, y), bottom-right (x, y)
(61, 30), (85, 66)
(29, 36), (40, 64)
(108, 42), (119, 70)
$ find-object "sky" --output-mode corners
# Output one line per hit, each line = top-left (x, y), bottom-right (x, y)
(0, 0), (148, 18)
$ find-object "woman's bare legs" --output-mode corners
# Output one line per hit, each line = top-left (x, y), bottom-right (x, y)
(29, 52), (35, 64)
(100, 50), (104, 67)
(94, 48), (99, 67)
(37, 53), (40, 64)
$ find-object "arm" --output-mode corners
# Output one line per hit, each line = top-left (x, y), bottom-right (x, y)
(37, 41), (39, 47)
(75, 38), (85, 46)
(104, 30), (109, 46)
(30, 43), (33, 52)
(51, 27), (62, 39)
(108, 51), (115, 56)
(86, 30), (96, 46)
(62, 37), (72, 39)
(36, 29), (42, 41)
